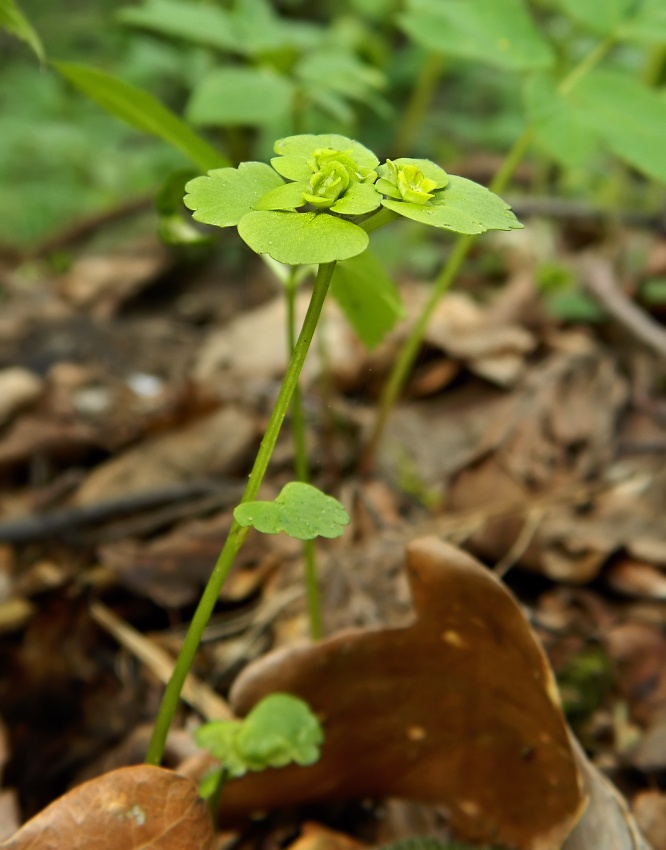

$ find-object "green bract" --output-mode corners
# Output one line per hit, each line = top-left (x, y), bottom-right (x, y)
(375, 158), (445, 204)
(183, 134), (522, 265)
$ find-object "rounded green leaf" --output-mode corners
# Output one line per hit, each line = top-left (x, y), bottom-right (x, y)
(234, 481), (350, 540)
(184, 161), (284, 228)
(382, 175), (522, 234)
(237, 694), (324, 770)
(194, 694), (323, 779)
(237, 210), (369, 264)
(273, 134), (379, 171)
(330, 181), (382, 215)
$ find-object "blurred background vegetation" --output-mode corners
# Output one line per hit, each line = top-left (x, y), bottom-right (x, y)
(0, 0), (526, 249)
(2, 0), (665, 262)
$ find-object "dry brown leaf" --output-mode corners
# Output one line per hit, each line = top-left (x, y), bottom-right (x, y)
(74, 407), (256, 505)
(193, 293), (355, 395)
(607, 560), (666, 600)
(0, 765), (215, 850)
(563, 736), (652, 850)
(286, 823), (369, 850)
(0, 369), (43, 427)
(58, 244), (168, 317)
(100, 510), (296, 606)
(632, 790), (666, 850)
(221, 537), (585, 850)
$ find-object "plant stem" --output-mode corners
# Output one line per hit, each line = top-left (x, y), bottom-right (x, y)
(360, 233), (473, 472)
(557, 36), (616, 96)
(145, 260), (337, 766)
(361, 36), (616, 471)
(393, 51), (444, 155)
(285, 270), (322, 640)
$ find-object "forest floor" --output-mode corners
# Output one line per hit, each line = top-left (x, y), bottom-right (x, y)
(0, 201), (665, 849)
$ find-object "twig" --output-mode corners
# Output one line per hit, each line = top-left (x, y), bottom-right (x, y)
(494, 506), (546, 579)
(90, 601), (234, 721)
(507, 196), (666, 232)
(580, 255), (666, 359)
(25, 194), (153, 260)
(0, 479), (243, 543)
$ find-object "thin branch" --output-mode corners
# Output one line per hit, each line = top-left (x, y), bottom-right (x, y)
(580, 256), (666, 359)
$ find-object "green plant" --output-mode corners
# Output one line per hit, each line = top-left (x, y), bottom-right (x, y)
(117, 0), (388, 155)
(196, 693), (323, 808)
(137, 132), (521, 765)
(363, 0), (666, 464)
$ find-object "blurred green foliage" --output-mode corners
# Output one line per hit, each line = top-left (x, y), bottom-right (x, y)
(0, 0), (202, 245)
(2, 0), (666, 251)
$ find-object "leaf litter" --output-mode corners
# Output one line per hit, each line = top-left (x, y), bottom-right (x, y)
(0, 213), (665, 848)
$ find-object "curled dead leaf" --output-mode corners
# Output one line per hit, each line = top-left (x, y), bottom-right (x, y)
(220, 537), (586, 850)
(0, 765), (215, 850)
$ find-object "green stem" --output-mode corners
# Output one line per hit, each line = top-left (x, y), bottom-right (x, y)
(557, 36), (616, 96)
(360, 234), (473, 471)
(285, 270), (322, 640)
(641, 42), (666, 88)
(393, 51), (444, 154)
(362, 37), (616, 471)
(145, 260), (336, 766)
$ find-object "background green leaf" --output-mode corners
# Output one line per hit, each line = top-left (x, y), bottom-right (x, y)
(554, 0), (638, 36)
(186, 67), (295, 127)
(569, 70), (666, 183)
(525, 75), (599, 168)
(238, 211), (369, 264)
(618, 0), (666, 44)
(185, 162), (284, 227)
(118, 0), (236, 52)
(53, 62), (227, 172)
(398, 0), (554, 70)
(331, 251), (405, 349)
(0, 0), (44, 61)
(234, 482), (350, 540)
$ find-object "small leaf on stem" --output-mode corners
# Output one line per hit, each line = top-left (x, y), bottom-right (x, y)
(234, 482), (350, 540)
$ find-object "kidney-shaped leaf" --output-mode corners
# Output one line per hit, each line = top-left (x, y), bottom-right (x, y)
(0, 765), (215, 850)
(185, 162), (284, 228)
(383, 175), (522, 234)
(220, 537), (585, 849)
(234, 482), (350, 541)
(238, 211), (369, 264)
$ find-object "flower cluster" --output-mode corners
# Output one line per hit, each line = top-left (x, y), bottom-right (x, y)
(184, 133), (521, 265)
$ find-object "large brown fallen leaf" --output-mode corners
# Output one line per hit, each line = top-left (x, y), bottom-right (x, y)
(220, 537), (586, 850)
(0, 765), (215, 850)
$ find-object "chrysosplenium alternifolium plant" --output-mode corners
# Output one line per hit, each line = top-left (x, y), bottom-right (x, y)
(145, 135), (521, 767)
(184, 133), (522, 267)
